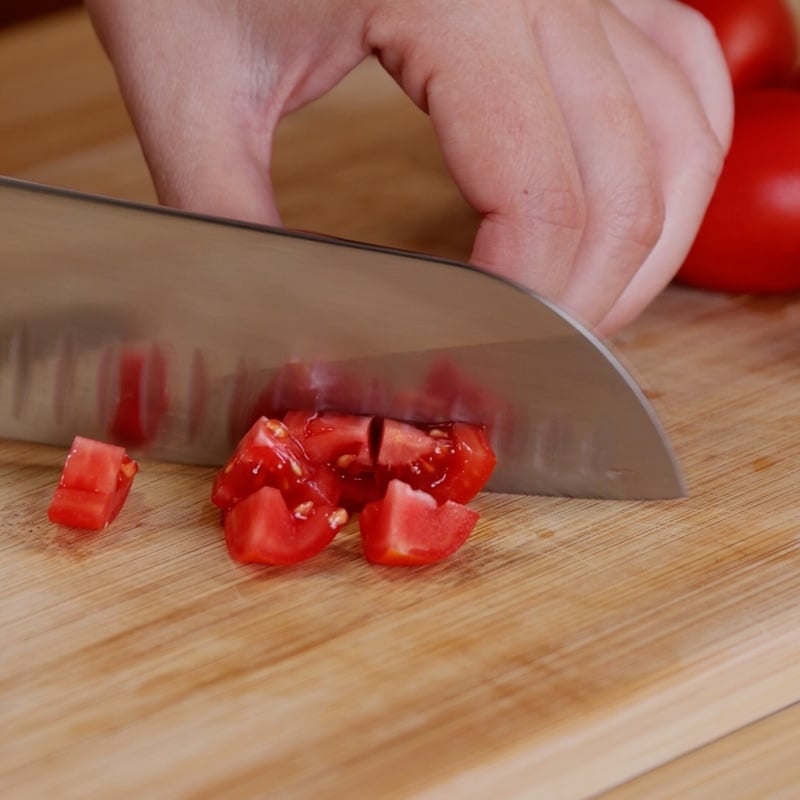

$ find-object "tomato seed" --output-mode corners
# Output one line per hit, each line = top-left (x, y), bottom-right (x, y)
(266, 419), (288, 438)
(293, 501), (314, 519)
(329, 508), (349, 528)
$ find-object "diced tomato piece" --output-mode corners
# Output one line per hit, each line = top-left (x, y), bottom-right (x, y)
(283, 410), (379, 511)
(304, 411), (374, 468)
(375, 420), (495, 504)
(48, 437), (139, 530)
(432, 422), (497, 504)
(212, 417), (340, 511)
(377, 419), (439, 467)
(359, 479), (479, 566)
(224, 486), (348, 565)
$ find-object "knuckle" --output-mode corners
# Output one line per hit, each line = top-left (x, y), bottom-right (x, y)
(603, 183), (665, 250)
(527, 184), (587, 235)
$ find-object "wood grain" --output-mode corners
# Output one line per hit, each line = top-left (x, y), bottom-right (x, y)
(2, 9), (800, 799)
(602, 703), (800, 800)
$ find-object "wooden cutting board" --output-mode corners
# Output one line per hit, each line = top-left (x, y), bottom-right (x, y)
(2, 10), (800, 799)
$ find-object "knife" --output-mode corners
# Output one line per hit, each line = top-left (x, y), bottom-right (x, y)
(0, 176), (684, 499)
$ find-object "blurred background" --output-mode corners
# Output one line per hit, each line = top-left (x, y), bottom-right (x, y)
(1, 1), (80, 28)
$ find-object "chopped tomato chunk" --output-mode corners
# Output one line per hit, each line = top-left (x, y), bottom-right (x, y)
(284, 410), (374, 469)
(48, 437), (138, 530)
(283, 410), (379, 511)
(214, 407), (496, 568)
(359, 479), (479, 566)
(212, 417), (340, 511)
(375, 420), (495, 504)
(224, 486), (348, 565)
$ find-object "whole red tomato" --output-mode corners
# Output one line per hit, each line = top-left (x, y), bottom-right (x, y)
(677, 90), (800, 293)
(683, 0), (797, 90)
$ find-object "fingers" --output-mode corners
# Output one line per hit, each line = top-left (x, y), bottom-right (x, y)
(533, 1), (666, 328)
(365, 1), (586, 302)
(86, 0), (731, 335)
(84, 0), (284, 225)
(595, 1), (730, 333)
(610, 0), (734, 151)
(368, 0), (729, 334)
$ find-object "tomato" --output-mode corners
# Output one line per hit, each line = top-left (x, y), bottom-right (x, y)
(283, 410), (374, 469)
(284, 410), (380, 511)
(214, 412), (496, 567)
(376, 420), (496, 504)
(48, 436), (138, 530)
(359, 479), (479, 566)
(224, 486), (348, 565)
(683, 0), (797, 90)
(212, 417), (340, 511)
(677, 90), (800, 293)
(438, 423), (498, 503)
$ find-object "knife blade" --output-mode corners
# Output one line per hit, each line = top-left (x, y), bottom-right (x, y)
(0, 176), (684, 499)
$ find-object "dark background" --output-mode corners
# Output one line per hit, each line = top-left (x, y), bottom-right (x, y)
(0, 1), (80, 28)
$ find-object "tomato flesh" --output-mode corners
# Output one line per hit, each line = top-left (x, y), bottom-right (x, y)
(284, 410), (373, 469)
(224, 486), (348, 565)
(212, 417), (340, 511)
(435, 422), (498, 504)
(284, 410), (380, 511)
(359, 479), (479, 566)
(376, 420), (495, 504)
(48, 437), (138, 530)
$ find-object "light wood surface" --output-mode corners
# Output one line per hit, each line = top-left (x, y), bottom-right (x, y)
(2, 10), (800, 800)
(604, 703), (800, 800)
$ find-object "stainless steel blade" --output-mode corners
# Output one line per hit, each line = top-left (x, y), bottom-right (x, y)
(0, 176), (684, 498)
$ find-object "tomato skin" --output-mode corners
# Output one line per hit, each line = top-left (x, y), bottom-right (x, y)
(683, 0), (797, 91)
(48, 437), (138, 530)
(678, 90), (800, 293)
(212, 417), (340, 511)
(224, 486), (348, 565)
(359, 479), (479, 566)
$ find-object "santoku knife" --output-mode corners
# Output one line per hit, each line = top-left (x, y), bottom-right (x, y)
(0, 176), (684, 499)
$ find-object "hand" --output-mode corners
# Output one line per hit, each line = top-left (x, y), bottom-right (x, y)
(84, 0), (733, 334)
